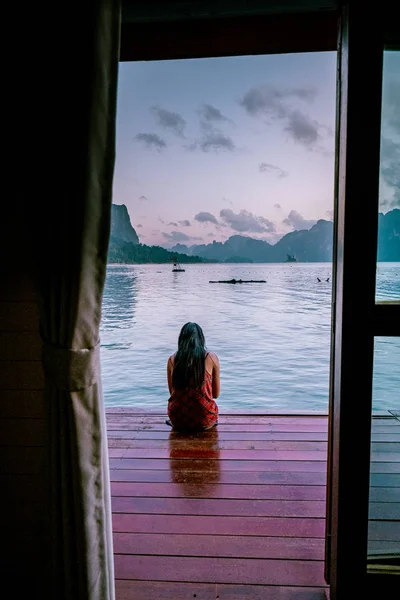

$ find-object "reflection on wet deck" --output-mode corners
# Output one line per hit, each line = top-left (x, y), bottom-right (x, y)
(107, 410), (400, 599)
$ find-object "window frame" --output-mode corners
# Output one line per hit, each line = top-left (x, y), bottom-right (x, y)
(326, 3), (399, 597)
(120, 7), (338, 61)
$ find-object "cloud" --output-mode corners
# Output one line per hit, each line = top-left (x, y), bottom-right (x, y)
(135, 132), (167, 151)
(325, 210), (334, 221)
(283, 210), (317, 230)
(380, 137), (400, 208)
(179, 219), (191, 226)
(189, 103), (236, 152)
(240, 84), (330, 150)
(151, 106), (186, 137)
(222, 197), (233, 207)
(195, 211), (219, 225)
(259, 163), (288, 178)
(381, 136), (399, 163)
(285, 111), (320, 146)
(274, 203), (281, 209)
(197, 103), (231, 124)
(136, 224), (143, 228)
(220, 209), (276, 233)
(240, 85), (316, 118)
(384, 79), (400, 132)
(189, 131), (237, 153)
(162, 231), (202, 243)
(168, 221), (178, 226)
(379, 75), (400, 209)
(139, 195), (148, 201)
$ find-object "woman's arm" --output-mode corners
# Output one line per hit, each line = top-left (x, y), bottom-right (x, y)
(210, 353), (220, 399)
(167, 356), (174, 395)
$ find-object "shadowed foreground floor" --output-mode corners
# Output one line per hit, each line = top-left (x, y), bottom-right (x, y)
(107, 410), (400, 600)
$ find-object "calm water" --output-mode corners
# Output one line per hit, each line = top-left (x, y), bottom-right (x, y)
(100, 263), (400, 412)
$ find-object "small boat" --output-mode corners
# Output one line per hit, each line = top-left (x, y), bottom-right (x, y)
(172, 257), (185, 272)
(285, 254), (297, 263)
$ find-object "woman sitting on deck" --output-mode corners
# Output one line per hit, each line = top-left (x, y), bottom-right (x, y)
(167, 322), (220, 432)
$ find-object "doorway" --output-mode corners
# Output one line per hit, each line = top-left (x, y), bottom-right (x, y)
(104, 47), (337, 598)
(105, 3), (400, 598)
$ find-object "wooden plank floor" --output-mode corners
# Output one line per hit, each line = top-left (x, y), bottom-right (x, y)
(107, 411), (400, 599)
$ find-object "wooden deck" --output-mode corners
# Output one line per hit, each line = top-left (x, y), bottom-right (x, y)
(107, 411), (400, 599)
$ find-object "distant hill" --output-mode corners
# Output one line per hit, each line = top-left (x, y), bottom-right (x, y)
(172, 209), (400, 262)
(271, 219), (333, 262)
(171, 221), (333, 262)
(108, 204), (399, 263)
(107, 238), (215, 264)
(171, 235), (274, 263)
(111, 204), (139, 244)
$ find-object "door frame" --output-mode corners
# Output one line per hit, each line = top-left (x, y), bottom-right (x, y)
(326, 2), (400, 598)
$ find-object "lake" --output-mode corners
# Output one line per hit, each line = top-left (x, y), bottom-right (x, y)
(100, 263), (400, 412)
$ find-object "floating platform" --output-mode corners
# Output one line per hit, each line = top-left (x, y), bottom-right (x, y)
(209, 278), (266, 284)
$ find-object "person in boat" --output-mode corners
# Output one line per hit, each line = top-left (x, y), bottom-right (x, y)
(166, 322), (220, 431)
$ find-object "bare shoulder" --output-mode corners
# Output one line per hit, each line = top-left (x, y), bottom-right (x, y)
(207, 352), (220, 366)
(168, 353), (176, 365)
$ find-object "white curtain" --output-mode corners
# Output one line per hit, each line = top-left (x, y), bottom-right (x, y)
(32, 2), (121, 597)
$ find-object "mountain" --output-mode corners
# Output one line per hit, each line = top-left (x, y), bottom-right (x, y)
(171, 210), (400, 262)
(271, 219), (333, 262)
(377, 209), (400, 261)
(111, 204), (139, 244)
(171, 236), (273, 262)
(108, 204), (213, 264)
(108, 204), (214, 264)
(171, 220), (333, 262)
(108, 204), (399, 264)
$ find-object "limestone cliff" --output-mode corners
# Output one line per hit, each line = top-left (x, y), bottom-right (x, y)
(111, 204), (139, 244)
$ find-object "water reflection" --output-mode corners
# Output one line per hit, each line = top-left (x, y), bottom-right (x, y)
(376, 263), (400, 302)
(101, 266), (137, 332)
(168, 429), (221, 497)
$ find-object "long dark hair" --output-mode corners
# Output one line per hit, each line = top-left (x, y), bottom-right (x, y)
(172, 322), (206, 390)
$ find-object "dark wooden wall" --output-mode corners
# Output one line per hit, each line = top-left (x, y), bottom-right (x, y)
(0, 203), (48, 596)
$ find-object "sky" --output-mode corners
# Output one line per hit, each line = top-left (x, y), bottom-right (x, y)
(113, 50), (399, 248)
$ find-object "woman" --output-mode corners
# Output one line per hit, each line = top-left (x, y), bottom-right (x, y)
(167, 322), (220, 431)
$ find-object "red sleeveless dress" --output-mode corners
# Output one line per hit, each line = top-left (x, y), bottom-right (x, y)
(168, 370), (218, 431)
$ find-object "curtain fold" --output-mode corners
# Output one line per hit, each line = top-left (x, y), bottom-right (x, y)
(31, 2), (121, 598)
